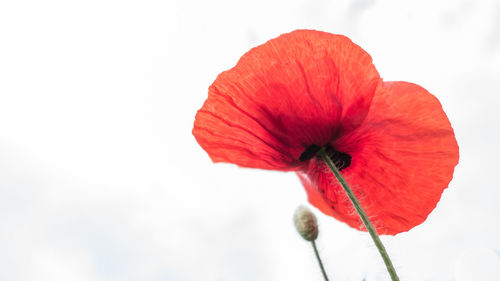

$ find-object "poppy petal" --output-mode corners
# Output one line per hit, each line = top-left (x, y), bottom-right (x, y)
(302, 82), (459, 235)
(193, 30), (380, 170)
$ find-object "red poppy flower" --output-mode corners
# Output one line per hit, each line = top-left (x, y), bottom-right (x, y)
(193, 30), (459, 235)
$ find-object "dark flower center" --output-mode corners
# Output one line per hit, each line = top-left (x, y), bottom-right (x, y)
(299, 144), (352, 171)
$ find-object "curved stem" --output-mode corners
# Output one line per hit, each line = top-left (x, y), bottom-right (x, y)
(311, 240), (330, 281)
(318, 148), (400, 281)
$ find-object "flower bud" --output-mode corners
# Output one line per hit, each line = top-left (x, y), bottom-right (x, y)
(294, 205), (319, 241)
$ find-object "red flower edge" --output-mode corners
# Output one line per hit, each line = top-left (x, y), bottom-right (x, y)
(193, 30), (459, 235)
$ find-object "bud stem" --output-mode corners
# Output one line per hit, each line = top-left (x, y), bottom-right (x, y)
(318, 148), (400, 281)
(312, 240), (330, 281)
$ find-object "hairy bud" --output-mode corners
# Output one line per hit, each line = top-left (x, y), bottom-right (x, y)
(294, 205), (319, 241)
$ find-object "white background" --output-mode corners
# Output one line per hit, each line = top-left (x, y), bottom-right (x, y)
(1, 0), (500, 280)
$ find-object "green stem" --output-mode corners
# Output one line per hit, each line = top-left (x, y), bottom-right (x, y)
(311, 240), (330, 281)
(318, 148), (400, 281)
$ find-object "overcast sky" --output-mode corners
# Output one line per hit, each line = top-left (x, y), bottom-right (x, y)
(1, 0), (500, 281)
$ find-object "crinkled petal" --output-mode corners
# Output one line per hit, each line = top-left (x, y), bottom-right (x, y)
(302, 81), (459, 235)
(193, 30), (380, 170)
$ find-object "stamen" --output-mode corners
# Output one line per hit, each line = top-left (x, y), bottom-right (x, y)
(324, 145), (352, 171)
(300, 144), (352, 171)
